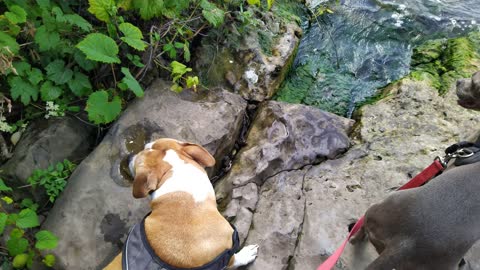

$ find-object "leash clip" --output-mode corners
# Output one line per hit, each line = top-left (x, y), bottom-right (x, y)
(437, 148), (475, 167)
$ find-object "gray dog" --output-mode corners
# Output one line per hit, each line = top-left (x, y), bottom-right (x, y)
(351, 71), (480, 270)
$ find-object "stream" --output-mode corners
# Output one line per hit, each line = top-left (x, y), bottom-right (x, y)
(276, 0), (480, 117)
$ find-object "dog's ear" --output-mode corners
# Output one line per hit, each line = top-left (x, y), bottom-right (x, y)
(183, 143), (216, 168)
(132, 172), (158, 198)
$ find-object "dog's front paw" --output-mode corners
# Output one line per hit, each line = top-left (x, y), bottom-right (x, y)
(232, 244), (259, 268)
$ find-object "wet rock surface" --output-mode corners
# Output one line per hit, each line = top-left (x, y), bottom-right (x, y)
(41, 80), (247, 270)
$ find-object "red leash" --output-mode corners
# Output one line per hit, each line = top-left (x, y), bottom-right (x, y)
(317, 159), (445, 270)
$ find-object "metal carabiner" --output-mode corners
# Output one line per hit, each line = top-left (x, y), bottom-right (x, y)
(455, 148), (475, 158)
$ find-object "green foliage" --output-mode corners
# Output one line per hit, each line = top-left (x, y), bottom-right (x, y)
(121, 68), (144, 97)
(200, 0), (225, 28)
(86, 91), (122, 124)
(0, 178), (59, 268)
(119, 22), (147, 51)
(27, 159), (77, 203)
(77, 33), (121, 64)
(87, 0), (116, 22)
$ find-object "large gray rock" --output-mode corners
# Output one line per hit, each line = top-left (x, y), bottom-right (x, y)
(0, 116), (95, 200)
(291, 79), (480, 269)
(42, 80), (247, 270)
(216, 100), (354, 246)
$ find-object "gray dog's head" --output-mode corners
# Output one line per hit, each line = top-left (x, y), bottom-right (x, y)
(457, 71), (480, 110)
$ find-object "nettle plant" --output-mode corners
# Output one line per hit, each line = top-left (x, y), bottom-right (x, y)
(0, 0), (232, 128)
(0, 179), (58, 269)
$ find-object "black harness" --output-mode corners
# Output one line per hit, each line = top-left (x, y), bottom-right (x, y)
(122, 214), (240, 270)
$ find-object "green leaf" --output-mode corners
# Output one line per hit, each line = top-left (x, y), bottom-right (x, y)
(2, 196), (13, 204)
(267, 0), (275, 10)
(247, 0), (260, 5)
(0, 179), (12, 191)
(170, 83), (183, 93)
(133, 0), (165, 20)
(20, 199), (39, 211)
(40, 81), (62, 101)
(174, 42), (184, 49)
(12, 61), (31, 76)
(74, 49), (97, 71)
(127, 54), (144, 67)
(60, 14), (93, 32)
(10, 228), (24, 239)
(5, 5), (27, 24)
(68, 71), (92, 97)
(0, 32), (20, 54)
(0, 213), (7, 235)
(119, 22), (146, 51)
(183, 42), (190, 62)
(9, 76), (39, 105)
(86, 91), (122, 124)
(88, 0), (115, 22)
(45, 60), (73, 85)
(186, 76), (199, 89)
(42, 254), (56, 267)
(200, 0), (225, 27)
(77, 33), (120, 64)
(170, 61), (191, 82)
(27, 68), (44, 85)
(34, 25), (61, 52)
(120, 67), (144, 97)
(163, 43), (176, 59)
(7, 237), (28, 256)
(16, 209), (40, 229)
(35, 230), (59, 250)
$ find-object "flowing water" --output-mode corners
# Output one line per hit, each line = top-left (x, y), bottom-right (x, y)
(276, 0), (480, 117)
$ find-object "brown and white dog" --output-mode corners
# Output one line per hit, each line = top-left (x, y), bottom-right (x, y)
(104, 138), (258, 270)
(350, 72), (480, 270)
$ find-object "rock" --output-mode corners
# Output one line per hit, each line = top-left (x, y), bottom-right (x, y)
(243, 169), (307, 270)
(215, 100), (354, 245)
(0, 116), (95, 201)
(195, 10), (302, 102)
(457, 70), (480, 110)
(41, 80), (247, 270)
(291, 79), (480, 269)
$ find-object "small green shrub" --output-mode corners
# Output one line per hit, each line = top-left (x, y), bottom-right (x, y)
(27, 160), (76, 203)
(0, 180), (58, 269)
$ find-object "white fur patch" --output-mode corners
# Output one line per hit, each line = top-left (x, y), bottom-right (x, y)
(144, 142), (155, 149)
(149, 149), (214, 202)
(128, 155), (137, 177)
(230, 244), (259, 268)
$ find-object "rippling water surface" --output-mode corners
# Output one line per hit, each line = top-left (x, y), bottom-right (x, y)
(278, 0), (480, 116)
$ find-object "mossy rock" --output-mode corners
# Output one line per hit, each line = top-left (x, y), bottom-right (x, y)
(409, 31), (480, 94)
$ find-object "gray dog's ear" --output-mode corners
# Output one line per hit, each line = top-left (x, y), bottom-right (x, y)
(182, 143), (216, 168)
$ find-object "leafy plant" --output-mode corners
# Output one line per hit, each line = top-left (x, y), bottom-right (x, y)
(27, 160), (77, 203)
(0, 180), (58, 269)
(170, 61), (199, 92)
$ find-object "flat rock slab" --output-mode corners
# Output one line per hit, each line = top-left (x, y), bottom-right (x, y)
(291, 79), (480, 269)
(42, 80), (247, 270)
(215, 100), (354, 264)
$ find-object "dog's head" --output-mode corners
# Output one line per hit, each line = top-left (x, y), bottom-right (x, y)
(128, 138), (216, 198)
(457, 71), (480, 110)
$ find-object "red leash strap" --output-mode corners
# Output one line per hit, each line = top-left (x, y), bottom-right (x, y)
(316, 159), (444, 270)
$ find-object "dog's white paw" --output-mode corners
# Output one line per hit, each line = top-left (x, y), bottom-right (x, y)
(231, 244), (259, 268)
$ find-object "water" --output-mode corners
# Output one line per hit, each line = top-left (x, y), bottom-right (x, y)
(276, 0), (480, 117)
